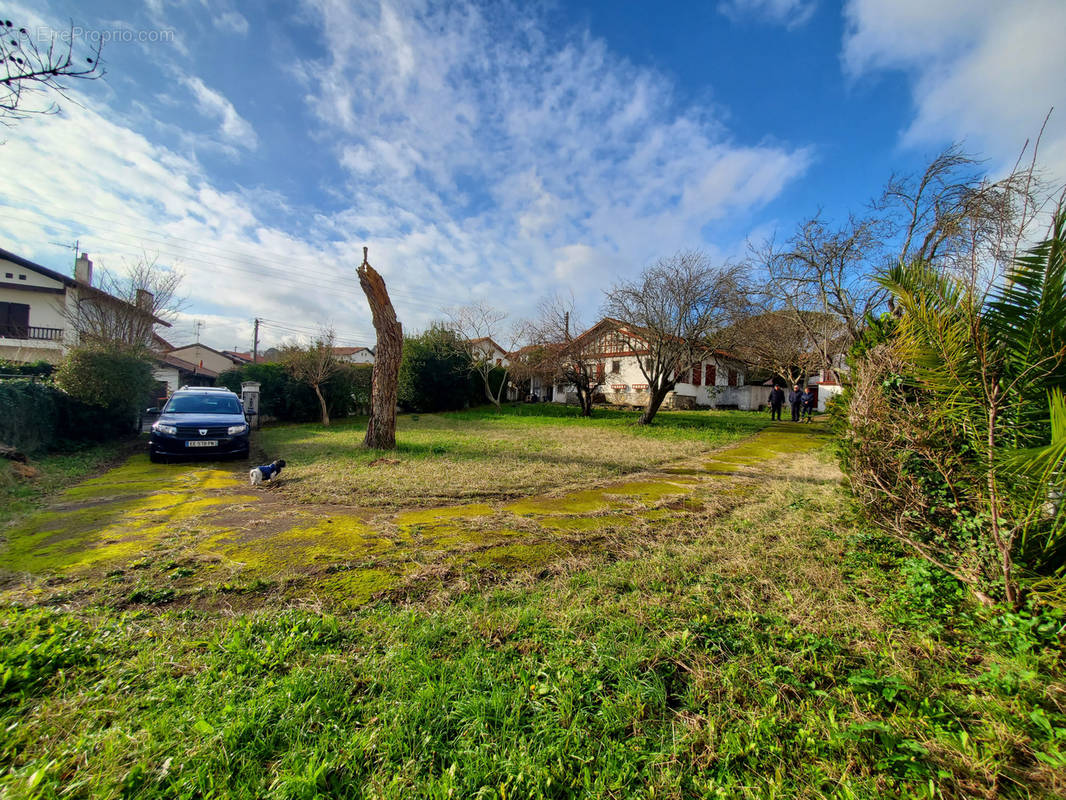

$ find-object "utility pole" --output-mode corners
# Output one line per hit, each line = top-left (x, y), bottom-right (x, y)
(252, 317), (260, 364)
(194, 320), (204, 344)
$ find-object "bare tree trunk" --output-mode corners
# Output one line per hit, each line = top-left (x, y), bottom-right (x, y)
(482, 376), (501, 411)
(639, 387), (669, 425)
(313, 383), (330, 426)
(358, 248), (402, 450)
(579, 386), (593, 417)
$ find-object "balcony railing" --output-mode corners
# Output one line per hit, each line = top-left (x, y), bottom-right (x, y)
(0, 326), (64, 341)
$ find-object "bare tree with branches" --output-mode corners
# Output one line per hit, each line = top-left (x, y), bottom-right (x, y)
(0, 20), (103, 122)
(759, 214), (887, 352)
(524, 294), (610, 417)
(603, 251), (748, 425)
(62, 255), (183, 353)
(757, 139), (1056, 381)
(447, 302), (523, 411)
(731, 308), (846, 388)
(282, 329), (339, 426)
(879, 138), (1053, 291)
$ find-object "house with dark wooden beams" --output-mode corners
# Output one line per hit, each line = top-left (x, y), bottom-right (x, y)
(521, 318), (753, 409)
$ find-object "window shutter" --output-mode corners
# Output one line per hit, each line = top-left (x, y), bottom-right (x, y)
(728, 369), (737, 387)
(705, 364), (716, 385)
(692, 363), (701, 386)
(0, 302), (29, 337)
(596, 361), (604, 382)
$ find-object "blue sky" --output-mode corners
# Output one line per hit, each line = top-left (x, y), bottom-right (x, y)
(1, 0), (1063, 351)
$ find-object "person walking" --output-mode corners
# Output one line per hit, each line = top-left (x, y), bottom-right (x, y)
(788, 384), (803, 422)
(768, 384), (785, 421)
(801, 386), (815, 422)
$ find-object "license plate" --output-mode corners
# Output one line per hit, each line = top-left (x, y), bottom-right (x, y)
(186, 440), (218, 447)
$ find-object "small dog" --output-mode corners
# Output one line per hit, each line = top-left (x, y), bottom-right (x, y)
(250, 459), (286, 486)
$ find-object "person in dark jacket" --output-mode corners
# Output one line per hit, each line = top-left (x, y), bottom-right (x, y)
(768, 385), (785, 421)
(788, 384), (803, 422)
(801, 387), (815, 422)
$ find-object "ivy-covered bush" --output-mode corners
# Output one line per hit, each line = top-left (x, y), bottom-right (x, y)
(840, 209), (1066, 609)
(0, 379), (132, 454)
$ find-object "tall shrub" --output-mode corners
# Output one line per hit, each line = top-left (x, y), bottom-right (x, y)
(398, 326), (473, 412)
(0, 380), (58, 453)
(54, 347), (155, 433)
(843, 207), (1066, 608)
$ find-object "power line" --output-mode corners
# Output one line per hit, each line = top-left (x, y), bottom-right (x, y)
(255, 319), (373, 347)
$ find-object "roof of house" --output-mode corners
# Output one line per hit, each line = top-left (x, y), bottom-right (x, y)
(167, 343), (246, 365)
(153, 332), (175, 351)
(467, 337), (506, 354)
(157, 351), (219, 378)
(0, 246), (77, 287)
(222, 350), (252, 363)
(0, 246), (172, 327)
(332, 346), (374, 357)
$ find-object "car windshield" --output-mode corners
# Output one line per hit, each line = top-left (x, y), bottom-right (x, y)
(165, 395), (242, 414)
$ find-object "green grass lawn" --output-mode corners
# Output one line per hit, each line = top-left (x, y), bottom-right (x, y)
(253, 405), (770, 507)
(1, 409), (1064, 798)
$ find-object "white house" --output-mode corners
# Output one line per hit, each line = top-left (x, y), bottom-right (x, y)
(468, 337), (509, 367)
(546, 318), (752, 409)
(151, 351), (218, 399)
(333, 346), (375, 364)
(0, 248), (169, 364)
(165, 343), (247, 375)
(807, 364), (846, 412)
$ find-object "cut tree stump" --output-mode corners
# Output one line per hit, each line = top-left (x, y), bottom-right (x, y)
(358, 247), (402, 450)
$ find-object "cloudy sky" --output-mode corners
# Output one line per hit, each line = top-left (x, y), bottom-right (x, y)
(1, 0), (1063, 351)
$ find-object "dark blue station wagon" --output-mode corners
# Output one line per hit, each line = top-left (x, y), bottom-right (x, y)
(148, 387), (250, 463)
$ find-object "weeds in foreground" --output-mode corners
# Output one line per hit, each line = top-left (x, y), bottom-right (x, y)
(1, 447), (1063, 798)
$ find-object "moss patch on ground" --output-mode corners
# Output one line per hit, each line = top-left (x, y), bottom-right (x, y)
(473, 542), (566, 569)
(536, 514), (634, 532)
(313, 567), (398, 607)
(202, 514), (393, 577)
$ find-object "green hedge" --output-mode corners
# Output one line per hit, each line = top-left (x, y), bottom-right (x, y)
(0, 380), (134, 455)
(0, 360), (55, 379)
(218, 362), (372, 423)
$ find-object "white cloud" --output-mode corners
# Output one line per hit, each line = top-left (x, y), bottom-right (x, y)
(843, 0), (1066, 182)
(718, 0), (817, 29)
(297, 0), (811, 316)
(182, 76), (258, 150)
(213, 10), (249, 35)
(0, 0), (810, 351)
(0, 106), (371, 351)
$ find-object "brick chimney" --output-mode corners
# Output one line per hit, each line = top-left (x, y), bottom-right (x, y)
(135, 288), (154, 311)
(75, 253), (93, 285)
